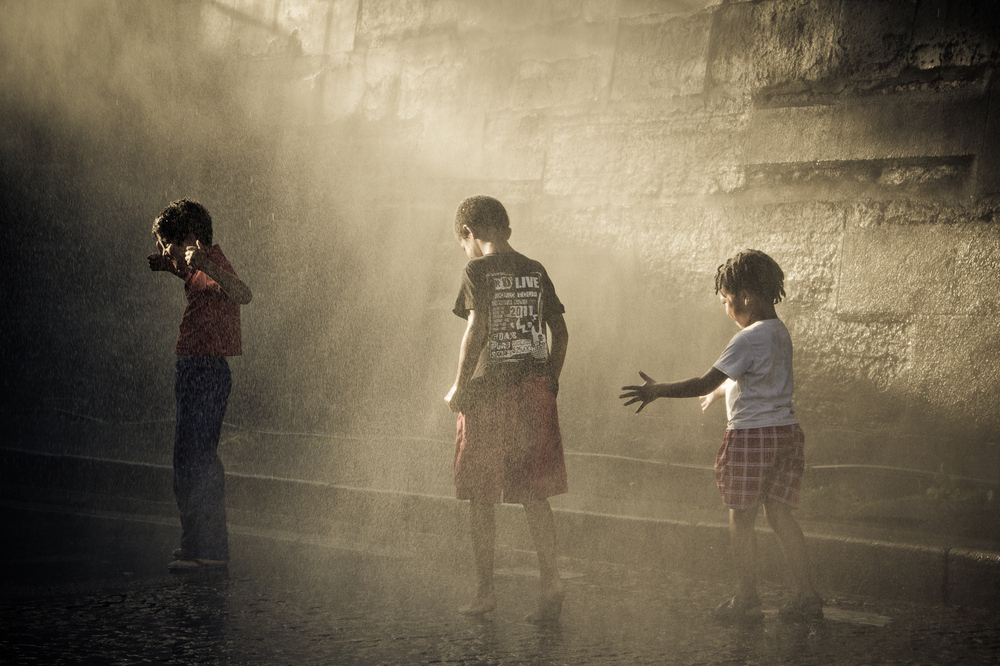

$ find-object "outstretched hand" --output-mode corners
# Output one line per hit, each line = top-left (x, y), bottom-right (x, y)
(620, 371), (659, 414)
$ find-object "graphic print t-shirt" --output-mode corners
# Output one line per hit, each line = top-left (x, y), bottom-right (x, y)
(453, 251), (565, 402)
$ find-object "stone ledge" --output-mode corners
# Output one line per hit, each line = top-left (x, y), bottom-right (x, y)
(3, 447), (997, 609)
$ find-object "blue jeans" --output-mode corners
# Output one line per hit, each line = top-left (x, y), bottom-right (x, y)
(173, 356), (231, 560)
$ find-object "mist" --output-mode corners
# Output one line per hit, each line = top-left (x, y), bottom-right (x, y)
(2, 0), (999, 611)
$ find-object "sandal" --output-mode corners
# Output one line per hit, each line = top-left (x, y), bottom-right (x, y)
(779, 594), (824, 622)
(712, 595), (763, 625)
(167, 558), (229, 571)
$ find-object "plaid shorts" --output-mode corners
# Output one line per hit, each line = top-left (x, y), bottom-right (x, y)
(714, 424), (805, 510)
(454, 374), (568, 504)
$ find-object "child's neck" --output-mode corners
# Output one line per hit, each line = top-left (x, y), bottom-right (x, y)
(480, 238), (514, 255)
(747, 304), (778, 326)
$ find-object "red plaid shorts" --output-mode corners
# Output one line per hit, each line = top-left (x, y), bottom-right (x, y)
(714, 424), (805, 510)
(454, 375), (568, 504)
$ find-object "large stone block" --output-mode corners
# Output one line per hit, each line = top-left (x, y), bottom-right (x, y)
(413, 111), (487, 178)
(839, 222), (965, 317)
(714, 201), (844, 306)
(707, 0), (844, 94)
(543, 112), (744, 205)
(909, 0), (1000, 71)
(484, 19), (618, 110)
(199, 0), (358, 56)
(510, 54), (613, 110)
(747, 92), (989, 165)
(481, 111), (548, 181)
(398, 36), (465, 120)
(611, 11), (713, 102)
(357, 0), (465, 47)
(895, 314), (1000, 431)
(361, 44), (402, 120)
(319, 53), (367, 119)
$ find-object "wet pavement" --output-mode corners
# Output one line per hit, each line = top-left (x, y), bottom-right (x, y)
(2, 503), (1000, 665)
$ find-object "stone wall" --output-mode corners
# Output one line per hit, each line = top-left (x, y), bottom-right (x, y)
(2, 0), (998, 487)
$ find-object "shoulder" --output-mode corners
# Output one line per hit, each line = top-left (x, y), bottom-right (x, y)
(757, 318), (790, 341)
(513, 252), (545, 270)
(462, 255), (492, 279)
(206, 244), (233, 269)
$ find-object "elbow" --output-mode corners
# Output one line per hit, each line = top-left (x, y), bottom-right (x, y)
(237, 289), (253, 305)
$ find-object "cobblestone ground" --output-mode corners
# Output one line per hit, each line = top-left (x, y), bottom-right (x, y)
(2, 504), (999, 665)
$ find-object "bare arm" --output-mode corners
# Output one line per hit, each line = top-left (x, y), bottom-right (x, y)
(547, 312), (568, 381)
(186, 241), (253, 305)
(620, 367), (729, 414)
(445, 309), (487, 412)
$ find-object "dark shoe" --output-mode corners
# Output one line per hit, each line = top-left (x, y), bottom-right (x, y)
(167, 558), (228, 572)
(779, 594), (824, 622)
(712, 595), (763, 625)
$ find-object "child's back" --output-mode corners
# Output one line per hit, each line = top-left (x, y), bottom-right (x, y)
(445, 195), (568, 623)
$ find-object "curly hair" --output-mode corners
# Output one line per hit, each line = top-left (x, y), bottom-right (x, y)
(714, 249), (786, 305)
(151, 198), (213, 246)
(454, 195), (510, 239)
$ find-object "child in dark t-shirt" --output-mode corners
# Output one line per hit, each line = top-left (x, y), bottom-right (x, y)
(445, 195), (569, 623)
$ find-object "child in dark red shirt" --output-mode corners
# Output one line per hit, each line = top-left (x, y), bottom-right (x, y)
(148, 199), (251, 571)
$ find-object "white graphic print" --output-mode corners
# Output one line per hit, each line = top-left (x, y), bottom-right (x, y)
(486, 271), (548, 364)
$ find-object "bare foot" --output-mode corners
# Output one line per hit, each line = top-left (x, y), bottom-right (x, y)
(458, 589), (496, 616)
(525, 578), (566, 623)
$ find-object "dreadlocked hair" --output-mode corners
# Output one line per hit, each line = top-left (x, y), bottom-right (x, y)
(714, 249), (786, 305)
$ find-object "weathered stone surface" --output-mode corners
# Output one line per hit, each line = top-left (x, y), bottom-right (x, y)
(361, 43), (401, 120)
(611, 12), (713, 102)
(748, 93), (988, 164)
(707, 0), (844, 95)
(4, 0), (1000, 516)
(481, 111), (548, 181)
(543, 111), (744, 205)
(839, 223), (963, 317)
(199, 0), (358, 56)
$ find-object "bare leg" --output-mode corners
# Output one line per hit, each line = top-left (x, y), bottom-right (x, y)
(459, 499), (497, 615)
(763, 499), (817, 598)
(523, 499), (566, 622)
(729, 506), (760, 601)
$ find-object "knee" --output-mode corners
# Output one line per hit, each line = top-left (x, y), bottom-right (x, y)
(730, 507), (758, 530)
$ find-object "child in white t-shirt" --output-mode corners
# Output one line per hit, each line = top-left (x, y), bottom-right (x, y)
(620, 249), (822, 624)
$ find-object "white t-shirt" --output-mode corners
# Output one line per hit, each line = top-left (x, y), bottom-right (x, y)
(712, 318), (798, 430)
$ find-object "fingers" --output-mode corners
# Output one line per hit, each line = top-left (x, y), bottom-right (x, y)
(196, 240), (205, 249)
(622, 371), (656, 413)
